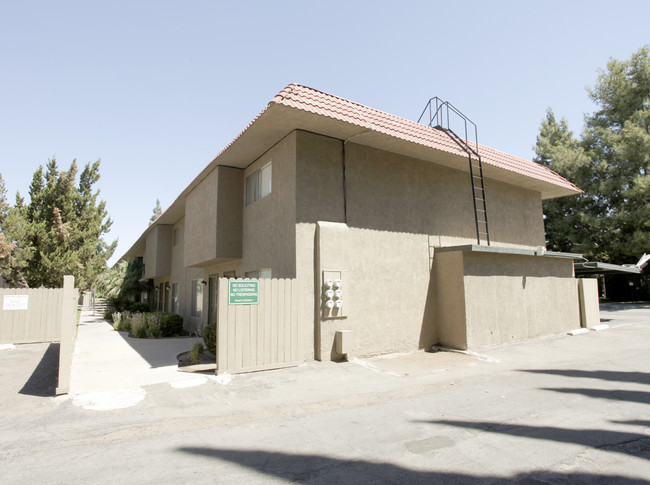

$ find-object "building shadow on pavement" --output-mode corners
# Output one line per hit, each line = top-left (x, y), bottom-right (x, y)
(541, 387), (650, 404)
(175, 447), (643, 484)
(88, 311), (199, 368)
(520, 369), (650, 405)
(19, 342), (59, 397)
(522, 369), (650, 385)
(600, 303), (650, 312)
(421, 420), (650, 462)
(114, 330), (201, 368)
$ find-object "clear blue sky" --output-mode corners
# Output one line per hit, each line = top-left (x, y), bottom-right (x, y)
(1, 0), (648, 266)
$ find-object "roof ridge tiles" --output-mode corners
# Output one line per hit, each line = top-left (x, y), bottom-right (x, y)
(270, 83), (581, 194)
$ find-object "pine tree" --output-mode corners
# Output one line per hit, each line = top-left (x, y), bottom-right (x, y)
(535, 46), (650, 264)
(1, 158), (116, 289)
(149, 199), (162, 225)
(0, 174), (9, 228)
(0, 178), (33, 288)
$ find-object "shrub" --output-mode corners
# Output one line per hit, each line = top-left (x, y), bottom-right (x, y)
(112, 311), (132, 332)
(131, 302), (150, 313)
(146, 321), (162, 338)
(129, 312), (144, 325)
(107, 298), (149, 313)
(103, 308), (115, 320)
(190, 342), (204, 364)
(160, 313), (183, 337)
(203, 322), (216, 355)
(131, 319), (148, 338)
(116, 319), (131, 333)
(109, 298), (130, 312)
(129, 313), (148, 338)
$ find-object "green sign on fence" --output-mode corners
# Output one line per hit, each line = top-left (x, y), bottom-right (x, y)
(229, 281), (259, 305)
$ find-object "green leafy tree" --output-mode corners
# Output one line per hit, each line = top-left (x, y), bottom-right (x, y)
(95, 260), (128, 299)
(0, 174), (9, 227)
(535, 46), (650, 264)
(0, 177), (32, 287)
(0, 158), (116, 289)
(149, 198), (162, 225)
(95, 258), (150, 305)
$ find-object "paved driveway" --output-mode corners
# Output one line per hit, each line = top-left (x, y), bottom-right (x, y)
(1, 303), (649, 483)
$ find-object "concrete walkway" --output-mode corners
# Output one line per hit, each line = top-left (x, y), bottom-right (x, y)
(69, 310), (205, 404)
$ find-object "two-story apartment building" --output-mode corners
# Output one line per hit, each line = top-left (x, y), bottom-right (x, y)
(119, 84), (583, 362)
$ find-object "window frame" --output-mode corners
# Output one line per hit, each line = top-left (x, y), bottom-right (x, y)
(244, 268), (272, 279)
(171, 282), (180, 314)
(245, 162), (272, 205)
(191, 279), (203, 318)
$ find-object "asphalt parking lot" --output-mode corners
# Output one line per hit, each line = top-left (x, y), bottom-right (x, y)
(1, 303), (649, 484)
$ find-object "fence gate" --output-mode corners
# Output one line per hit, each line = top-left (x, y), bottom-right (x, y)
(216, 278), (300, 375)
(0, 275), (78, 394)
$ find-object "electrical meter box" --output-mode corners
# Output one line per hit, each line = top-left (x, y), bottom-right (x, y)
(322, 270), (346, 319)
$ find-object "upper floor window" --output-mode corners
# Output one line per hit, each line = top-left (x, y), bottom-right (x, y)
(246, 162), (272, 205)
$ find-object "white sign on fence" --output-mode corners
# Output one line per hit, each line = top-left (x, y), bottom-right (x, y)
(3, 295), (29, 310)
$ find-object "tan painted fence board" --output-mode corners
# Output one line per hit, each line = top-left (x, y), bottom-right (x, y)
(216, 278), (300, 375)
(0, 288), (64, 343)
(0, 277), (78, 395)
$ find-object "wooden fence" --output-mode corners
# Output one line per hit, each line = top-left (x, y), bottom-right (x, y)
(0, 276), (78, 394)
(216, 278), (301, 375)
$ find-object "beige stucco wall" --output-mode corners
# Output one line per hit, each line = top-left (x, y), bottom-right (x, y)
(185, 167), (218, 267)
(170, 218), (186, 317)
(299, 223), (437, 361)
(343, 142), (545, 249)
(461, 251), (579, 349)
(293, 133), (567, 360)
(294, 131), (347, 360)
(345, 228), (435, 357)
(578, 278), (600, 328)
(484, 179), (545, 248)
(433, 250), (467, 348)
(184, 166), (243, 268)
(216, 167), (244, 260)
(314, 222), (350, 360)
(144, 225), (172, 279)
(295, 131), (345, 224)
(242, 131), (297, 278)
(295, 223), (318, 361)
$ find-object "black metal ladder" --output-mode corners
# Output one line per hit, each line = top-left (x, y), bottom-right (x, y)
(418, 97), (490, 246)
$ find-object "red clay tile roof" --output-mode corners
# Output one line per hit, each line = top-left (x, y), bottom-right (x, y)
(271, 83), (581, 193)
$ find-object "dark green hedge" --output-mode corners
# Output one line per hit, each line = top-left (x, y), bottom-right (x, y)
(160, 313), (183, 337)
(203, 322), (216, 355)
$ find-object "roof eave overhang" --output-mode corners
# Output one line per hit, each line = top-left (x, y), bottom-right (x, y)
(574, 262), (642, 275)
(117, 100), (580, 263)
(214, 102), (580, 199)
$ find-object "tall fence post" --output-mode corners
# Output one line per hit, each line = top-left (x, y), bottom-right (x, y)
(56, 275), (77, 395)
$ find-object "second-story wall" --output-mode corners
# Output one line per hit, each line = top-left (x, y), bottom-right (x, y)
(185, 166), (244, 268)
(242, 131), (297, 278)
(343, 142), (545, 248)
(144, 225), (173, 279)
